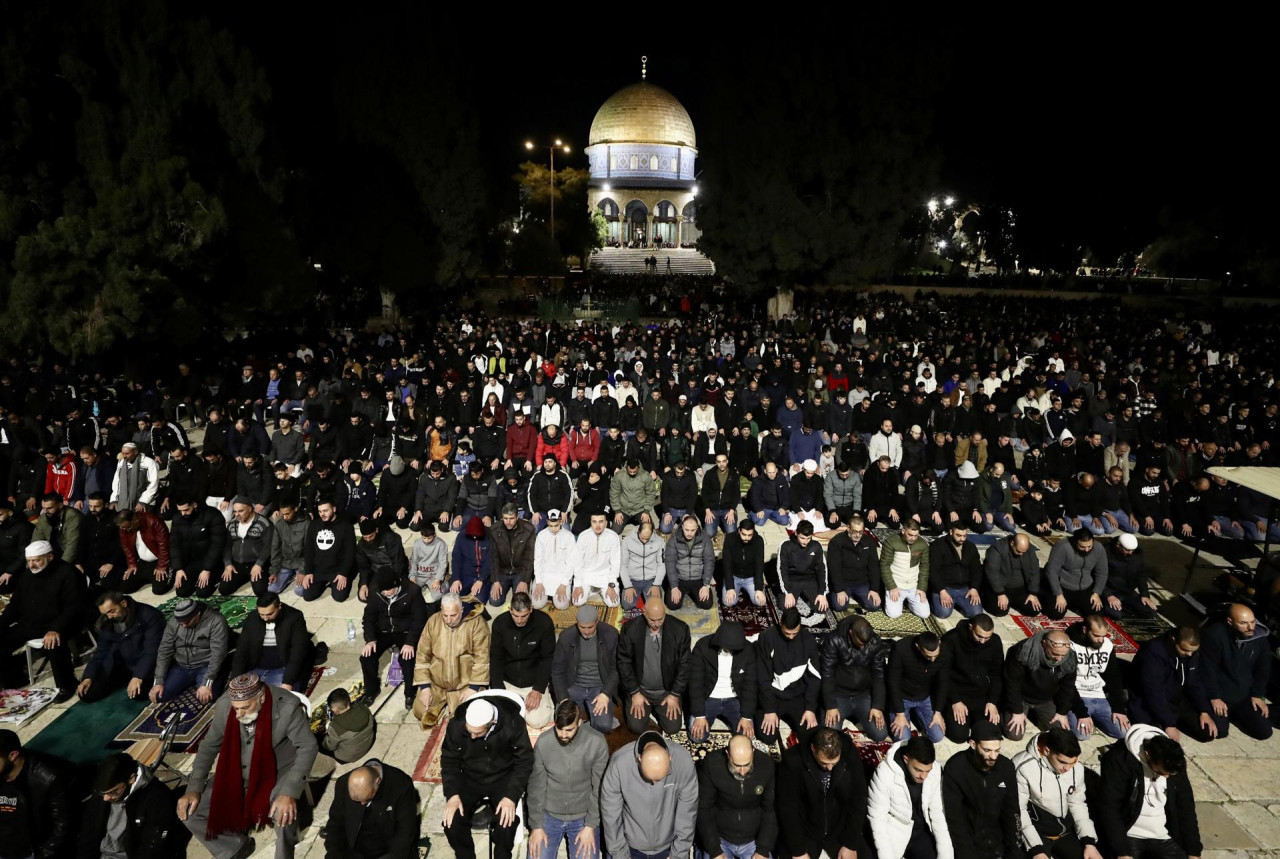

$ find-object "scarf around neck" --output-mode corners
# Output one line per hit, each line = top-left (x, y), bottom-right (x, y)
(206, 690), (277, 839)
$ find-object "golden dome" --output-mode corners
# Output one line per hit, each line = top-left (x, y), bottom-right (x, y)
(588, 82), (696, 148)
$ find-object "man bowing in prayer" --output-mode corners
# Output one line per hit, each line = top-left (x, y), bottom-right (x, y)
(178, 672), (319, 859)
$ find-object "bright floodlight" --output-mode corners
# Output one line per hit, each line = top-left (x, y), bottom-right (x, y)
(602, 183), (611, 192)
(692, 184), (699, 197)
(936, 240), (948, 250)
(944, 196), (956, 206)
(927, 199), (938, 211)
(555, 139), (562, 146)
(563, 145), (571, 153)
(525, 141), (534, 150)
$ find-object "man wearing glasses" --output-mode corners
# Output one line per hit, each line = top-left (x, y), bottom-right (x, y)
(1001, 629), (1088, 741)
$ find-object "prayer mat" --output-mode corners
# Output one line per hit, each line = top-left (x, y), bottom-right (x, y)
(114, 666), (327, 751)
(766, 586), (837, 637)
(668, 728), (782, 764)
(155, 594), (258, 629)
(1011, 614), (1139, 655)
(864, 610), (945, 640)
(541, 599), (623, 634)
(1113, 613), (1175, 644)
(28, 687), (148, 764)
(718, 592), (777, 638)
(412, 717), (550, 783)
(845, 728), (895, 769)
(0, 687), (56, 726)
(670, 600), (720, 638)
(310, 680), (364, 734)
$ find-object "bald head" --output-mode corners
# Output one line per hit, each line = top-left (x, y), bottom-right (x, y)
(347, 766), (382, 804)
(1012, 533), (1031, 555)
(728, 735), (754, 767)
(639, 744), (671, 782)
(1079, 473), (1095, 489)
(1227, 603), (1257, 639)
(644, 599), (667, 632)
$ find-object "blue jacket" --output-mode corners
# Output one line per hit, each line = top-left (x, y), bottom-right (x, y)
(789, 429), (823, 467)
(1128, 634), (1210, 728)
(451, 535), (493, 588)
(776, 405), (804, 439)
(748, 473), (791, 511)
(1201, 619), (1271, 704)
(86, 602), (165, 683)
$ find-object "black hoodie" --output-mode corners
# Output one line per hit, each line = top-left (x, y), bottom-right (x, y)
(688, 622), (757, 717)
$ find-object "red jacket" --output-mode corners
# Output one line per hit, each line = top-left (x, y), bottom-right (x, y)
(505, 421), (538, 463)
(535, 430), (570, 468)
(568, 427), (601, 464)
(45, 454), (78, 503)
(119, 511), (171, 569)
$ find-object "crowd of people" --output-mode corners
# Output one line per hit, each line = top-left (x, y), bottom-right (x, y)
(0, 289), (1277, 857)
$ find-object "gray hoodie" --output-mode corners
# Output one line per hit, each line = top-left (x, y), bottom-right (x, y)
(600, 735), (698, 859)
(527, 722), (610, 829)
(411, 536), (449, 587)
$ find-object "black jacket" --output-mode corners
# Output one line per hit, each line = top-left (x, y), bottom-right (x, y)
(777, 733), (868, 857)
(0, 557), (86, 636)
(0, 514), (34, 574)
(700, 467), (742, 511)
(489, 608), (555, 692)
(931, 535), (983, 591)
(361, 578), (428, 647)
(1104, 543), (1148, 598)
(11, 748), (75, 858)
(85, 602), (164, 685)
(825, 529), (879, 593)
(820, 618), (889, 710)
(440, 695), (533, 801)
(721, 530), (765, 591)
(617, 612), (692, 697)
(325, 762), (421, 859)
(1002, 636), (1085, 717)
(76, 772), (189, 859)
(169, 506), (227, 574)
(756, 624), (821, 712)
(355, 530), (408, 590)
(232, 602), (313, 689)
(696, 749), (778, 854)
(937, 619), (1004, 708)
(942, 750), (1023, 859)
(1094, 733), (1202, 857)
(551, 623), (620, 701)
(1128, 635), (1211, 729)
(688, 623), (756, 717)
(886, 635), (943, 711)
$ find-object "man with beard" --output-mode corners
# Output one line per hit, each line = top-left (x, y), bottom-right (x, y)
(1066, 613), (1131, 740)
(76, 591), (164, 703)
(178, 673), (318, 859)
(80, 491), (129, 594)
(79, 752), (189, 856)
(0, 730), (77, 858)
(696, 734), (778, 859)
(1002, 630), (1087, 741)
(299, 499), (356, 602)
(0, 541), (87, 702)
(1042, 528), (1108, 620)
(526, 699), (610, 859)
(324, 758), (420, 859)
(941, 720), (1022, 859)
(1197, 602), (1274, 740)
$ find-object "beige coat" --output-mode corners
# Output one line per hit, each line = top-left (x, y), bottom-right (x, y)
(413, 598), (490, 726)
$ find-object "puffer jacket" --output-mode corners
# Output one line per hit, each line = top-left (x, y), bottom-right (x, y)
(413, 598), (490, 700)
(820, 619), (889, 710)
(415, 471), (459, 514)
(869, 743), (954, 859)
(665, 529), (715, 587)
(823, 469), (862, 510)
(609, 468), (657, 515)
(270, 513), (309, 572)
(619, 530), (666, 588)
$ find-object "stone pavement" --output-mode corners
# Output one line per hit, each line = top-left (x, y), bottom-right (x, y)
(14, 440), (1280, 856)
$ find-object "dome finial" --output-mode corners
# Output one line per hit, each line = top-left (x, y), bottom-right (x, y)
(641, 56), (647, 80)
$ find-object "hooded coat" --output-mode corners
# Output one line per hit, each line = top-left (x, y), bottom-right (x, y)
(688, 622), (757, 717)
(1093, 724), (1202, 857)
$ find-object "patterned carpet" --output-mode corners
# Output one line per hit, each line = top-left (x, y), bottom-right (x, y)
(1113, 613), (1175, 643)
(1011, 614), (1140, 655)
(155, 594), (259, 629)
(718, 593), (776, 637)
(413, 718), (552, 784)
(113, 666), (327, 752)
(541, 600), (624, 634)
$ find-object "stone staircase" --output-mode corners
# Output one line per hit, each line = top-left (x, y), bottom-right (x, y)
(587, 247), (716, 275)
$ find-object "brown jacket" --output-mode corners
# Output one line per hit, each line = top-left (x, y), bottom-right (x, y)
(413, 598), (490, 693)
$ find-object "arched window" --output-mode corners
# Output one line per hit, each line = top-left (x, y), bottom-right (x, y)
(629, 155), (638, 170)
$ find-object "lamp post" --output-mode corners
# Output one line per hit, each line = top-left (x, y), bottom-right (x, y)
(525, 139), (571, 238)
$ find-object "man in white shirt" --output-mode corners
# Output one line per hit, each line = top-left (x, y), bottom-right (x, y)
(572, 513), (621, 607)
(531, 510), (576, 609)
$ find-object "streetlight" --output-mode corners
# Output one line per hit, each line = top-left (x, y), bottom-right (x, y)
(525, 138), (571, 238)
(944, 196), (956, 207)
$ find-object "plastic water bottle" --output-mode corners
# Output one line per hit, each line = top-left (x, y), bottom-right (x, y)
(347, 620), (356, 642)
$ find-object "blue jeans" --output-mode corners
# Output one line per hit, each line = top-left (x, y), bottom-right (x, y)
(487, 573), (515, 607)
(833, 692), (889, 741)
(695, 840), (759, 859)
(532, 813), (598, 859)
(986, 511), (1017, 533)
(1101, 509), (1137, 533)
(894, 697), (944, 743)
(930, 587), (984, 619)
(1069, 696), (1127, 740)
(832, 584), (879, 611)
(566, 684), (618, 733)
(252, 667), (286, 687)
(750, 509), (789, 527)
(722, 576), (759, 606)
(705, 509), (738, 537)
(1242, 518), (1280, 542)
(659, 508), (688, 535)
(1212, 516), (1246, 539)
(1076, 514), (1107, 536)
(161, 663), (213, 702)
(690, 696), (743, 742)
(270, 568), (296, 594)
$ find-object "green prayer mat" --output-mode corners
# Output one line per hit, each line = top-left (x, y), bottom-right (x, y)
(25, 686), (147, 764)
(156, 594), (258, 629)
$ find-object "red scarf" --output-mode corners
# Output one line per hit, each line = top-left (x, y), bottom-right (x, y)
(206, 690), (277, 839)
